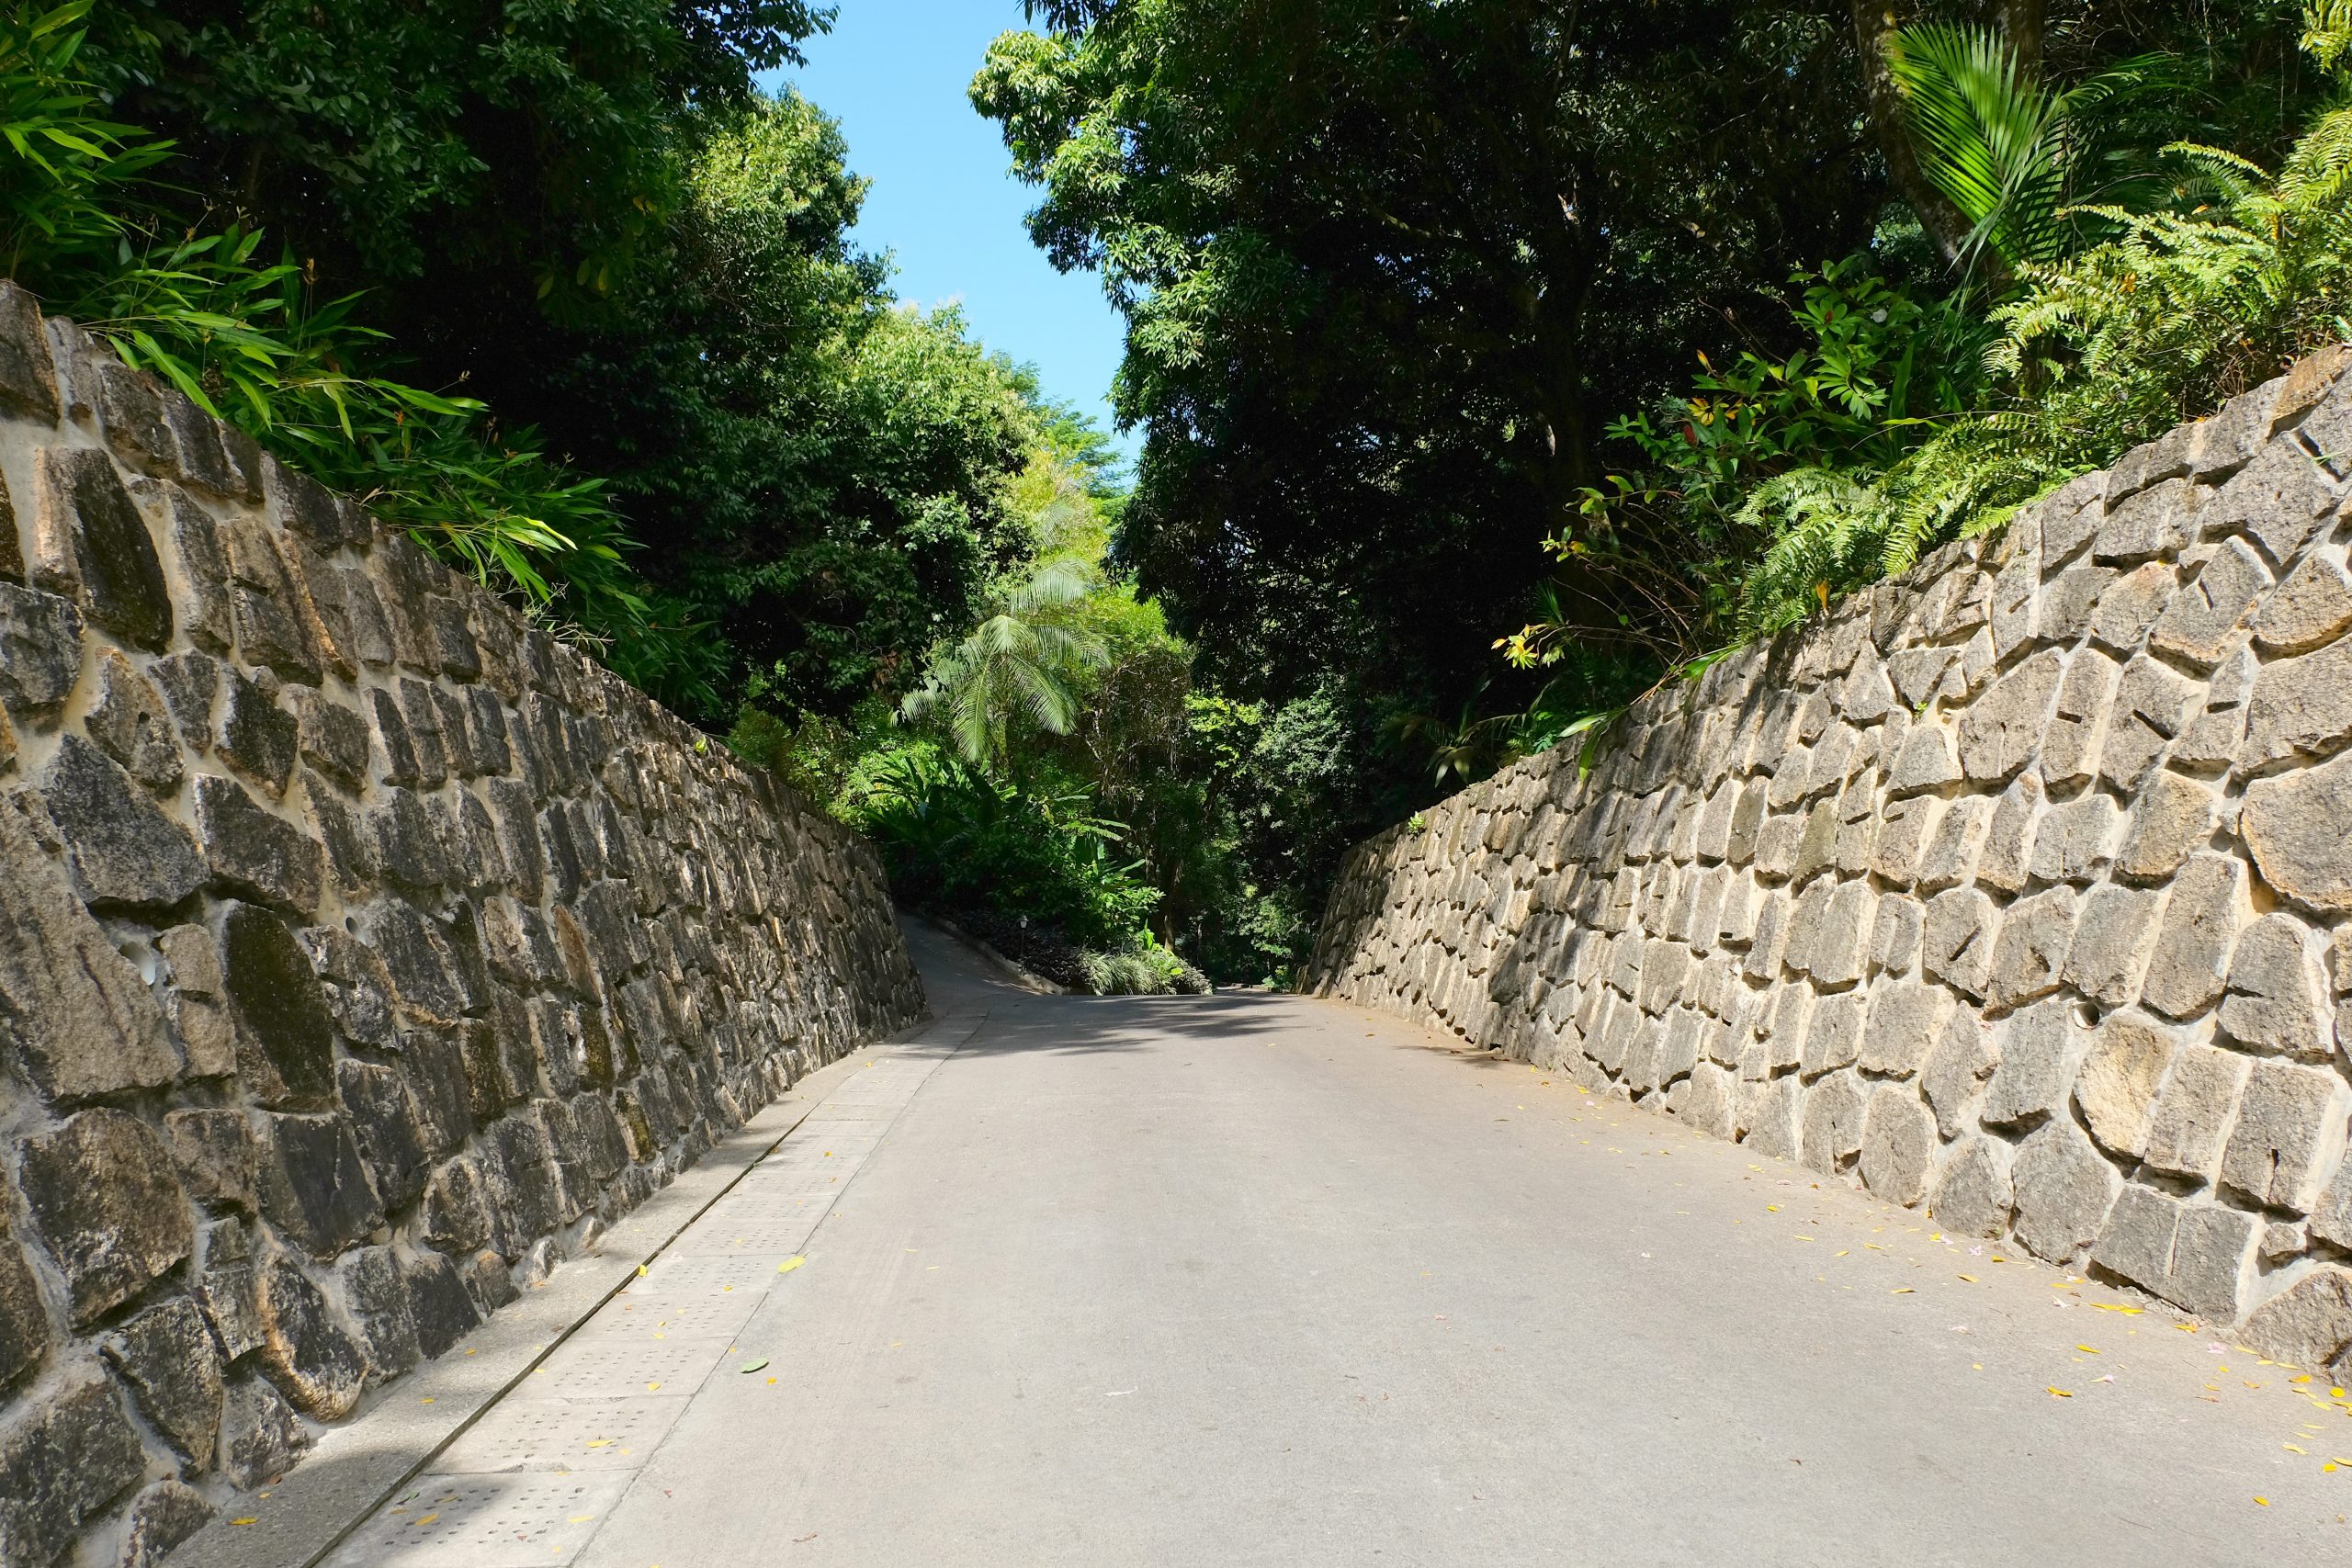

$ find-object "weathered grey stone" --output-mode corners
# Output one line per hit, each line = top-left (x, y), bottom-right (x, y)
(2220, 911), (2332, 1059)
(1799, 1071), (1867, 1172)
(2095, 477), (2199, 564)
(0, 281), (59, 421)
(116, 1478), (216, 1568)
(2242, 1266), (2352, 1375)
(337, 1058), (429, 1211)
(41, 733), (204, 908)
(2253, 547), (2352, 655)
(1858, 978), (1952, 1078)
(148, 649), (217, 748)
(1976, 773), (2041, 896)
(2243, 748), (2352, 914)
(0, 581), (83, 713)
(1738, 1074), (1800, 1160)
(2090, 561), (2177, 652)
(2218, 1058), (2350, 1213)
(2151, 537), (2269, 666)
(0, 789), (179, 1100)
(193, 773), (323, 911)
(1869, 889), (1923, 976)
(1807, 879), (1873, 987)
(2040, 649), (2118, 787)
(222, 515), (323, 684)
(286, 685), (369, 791)
(1928, 1134), (2015, 1238)
(2040, 561), (2112, 642)
(100, 1297), (223, 1467)
(221, 900), (338, 1107)
(2142, 1043), (2250, 1181)
(2115, 770), (2217, 882)
(252, 1251), (368, 1418)
(1958, 649), (2063, 783)
(300, 925), (399, 1050)
(1922, 886), (1998, 999)
(401, 1247), (481, 1359)
(84, 647), (181, 790)
(2025, 794), (2118, 885)
(1984, 886), (2076, 1011)
(2058, 883), (2162, 1009)
(2073, 1013), (2173, 1159)
(336, 1244), (421, 1377)
(18, 1109), (193, 1324)
(1983, 997), (2093, 1129)
(1797, 990), (1866, 1080)
(0, 1370), (147, 1566)
(32, 446), (173, 649)
(1855, 1084), (1934, 1205)
(2009, 1117), (2120, 1264)
(2141, 853), (2245, 1020)
(1919, 1010), (1997, 1139)
(2098, 655), (2198, 793)
(2245, 631), (2352, 764)
(255, 1111), (384, 1258)
(1915, 795), (1992, 893)
(0, 1223), (47, 1393)
(218, 1373), (311, 1488)
(216, 668), (297, 793)
(162, 1107), (257, 1209)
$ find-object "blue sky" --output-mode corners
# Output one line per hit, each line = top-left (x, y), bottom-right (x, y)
(766, 2), (1135, 458)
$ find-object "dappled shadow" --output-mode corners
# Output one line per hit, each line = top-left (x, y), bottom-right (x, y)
(945, 991), (1295, 1057)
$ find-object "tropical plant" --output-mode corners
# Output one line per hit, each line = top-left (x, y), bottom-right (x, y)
(899, 558), (1109, 769)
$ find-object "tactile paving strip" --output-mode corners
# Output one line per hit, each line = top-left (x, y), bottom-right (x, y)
(322, 1473), (633, 1566)
(630, 1255), (798, 1296)
(430, 1395), (690, 1474)
(531, 1336), (734, 1398)
(670, 1210), (820, 1255)
(581, 1293), (763, 1341)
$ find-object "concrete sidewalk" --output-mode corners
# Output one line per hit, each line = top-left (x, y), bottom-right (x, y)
(306, 922), (2347, 1566)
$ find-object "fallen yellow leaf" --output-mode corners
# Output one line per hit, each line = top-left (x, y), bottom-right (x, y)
(2047, 1388), (2073, 1398)
(779, 1257), (806, 1273)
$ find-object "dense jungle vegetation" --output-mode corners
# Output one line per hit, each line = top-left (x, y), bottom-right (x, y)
(6, 1), (2350, 987)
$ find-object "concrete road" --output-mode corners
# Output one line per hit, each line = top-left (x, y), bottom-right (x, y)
(331, 921), (2351, 1567)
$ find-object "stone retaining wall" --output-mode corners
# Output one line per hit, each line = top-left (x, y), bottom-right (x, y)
(0, 283), (925, 1565)
(1310, 346), (2352, 1378)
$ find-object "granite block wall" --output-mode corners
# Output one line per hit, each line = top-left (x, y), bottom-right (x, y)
(0, 283), (925, 1565)
(1311, 344), (2352, 1379)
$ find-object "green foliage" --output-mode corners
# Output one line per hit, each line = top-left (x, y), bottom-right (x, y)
(899, 558), (1107, 768)
(841, 741), (1160, 952)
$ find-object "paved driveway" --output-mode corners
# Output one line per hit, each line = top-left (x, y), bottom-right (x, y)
(324, 921), (2349, 1566)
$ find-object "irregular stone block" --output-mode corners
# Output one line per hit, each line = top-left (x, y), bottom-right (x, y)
(0, 281), (59, 420)
(31, 446), (172, 649)
(100, 1297), (223, 1467)
(2243, 747), (2352, 913)
(2010, 1116), (2120, 1265)
(1983, 996), (2091, 1128)
(194, 773), (324, 912)
(2219, 1058), (2351, 1213)
(1858, 977), (1952, 1078)
(1928, 1134), (2015, 1238)
(1920, 1008), (1997, 1139)
(336, 1244), (421, 1377)
(2058, 883), (2161, 1009)
(1915, 795), (1992, 893)
(2220, 911), (2332, 1059)
(18, 1109), (193, 1324)
(217, 668), (298, 793)
(2143, 1043), (2250, 1181)
(2094, 477), (2199, 564)
(2089, 561), (2177, 652)
(2114, 770), (2217, 883)
(1975, 773), (2041, 895)
(84, 646), (181, 791)
(2245, 631), (2352, 764)
(1922, 886), (1998, 1000)
(116, 1478), (216, 1568)
(2025, 794), (2118, 885)
(148, 648), (217, 747)
(0, 1225), (46, 1393)
(1984, 886), (2076, 1010)
(2141, 852), (2245, 1020)
(2040, 649), (2118, 787)
(40, 732), (204, 909)
(2151, 536), (2268, 666)
(253, 1252), (368, 1419)
(1958, 649), (2063, 783)
(2094, 1184), (2257, 1319)
(401, 1247), (481, 1359)
(2241, 1267), (2352, 1377)
(2070, 1021), (2170, 1172)
(221, 899), (338, 1107)
(1799, 1071), (1866, 1172)
(1858, 1084), (1935, 1205)
(218, 1373), (311, 1488)
(1797, 990), (1866, 1080)
(0, 581), (83, 714)
(337, 1058), (429, 1211)
(2253, 547), (2352, 655)
(162, 1106), (257, 1210)
(0, 1369), (147, 1566)
(255, 1111), (385, 1258)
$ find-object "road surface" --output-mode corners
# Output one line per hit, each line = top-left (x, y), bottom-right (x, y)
(322, 920), (2350, 1566)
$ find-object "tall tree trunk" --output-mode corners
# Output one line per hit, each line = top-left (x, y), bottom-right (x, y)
(1849, 0), (1974, 265)
(1997, 0), (2044, 74)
